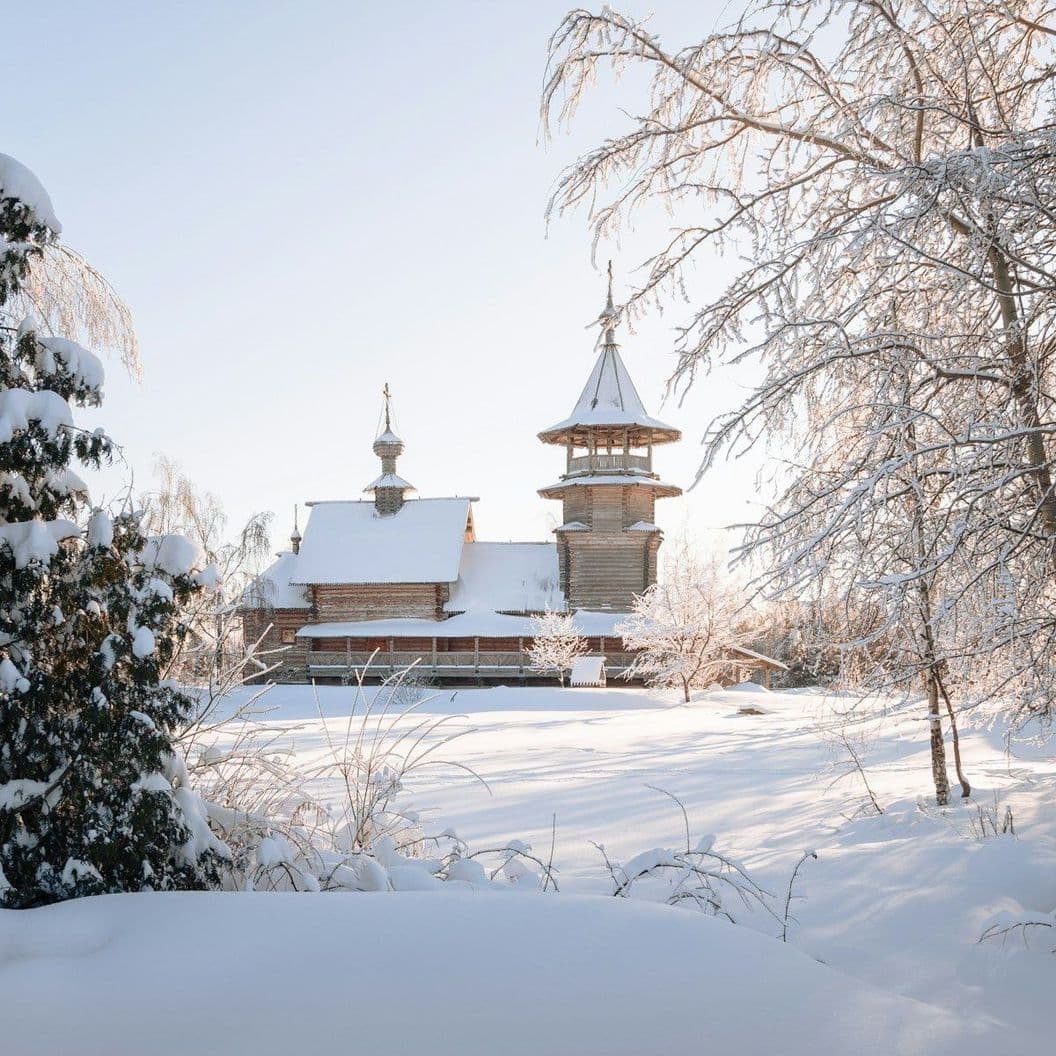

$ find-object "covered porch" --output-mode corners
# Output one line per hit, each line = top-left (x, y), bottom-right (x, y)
(296, 611), (635, 682)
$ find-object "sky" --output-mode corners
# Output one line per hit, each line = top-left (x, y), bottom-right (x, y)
(6, 0), (766, 556)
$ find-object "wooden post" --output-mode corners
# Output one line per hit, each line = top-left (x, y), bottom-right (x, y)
(346, 637), (351, 674)
(388, 637), (394, 674)
(431, 637), (437, 673)
(518, 637), (524, 677)
(474, 637), (480, 673)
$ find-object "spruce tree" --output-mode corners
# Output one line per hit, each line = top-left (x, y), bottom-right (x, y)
(0, 155), (222, 907)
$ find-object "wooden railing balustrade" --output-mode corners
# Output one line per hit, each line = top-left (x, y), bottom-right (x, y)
(566, 452), (651, 474)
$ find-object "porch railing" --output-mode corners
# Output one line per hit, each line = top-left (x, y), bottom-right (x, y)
(306, 649), (636, 677)
(567, 453), (651, 474)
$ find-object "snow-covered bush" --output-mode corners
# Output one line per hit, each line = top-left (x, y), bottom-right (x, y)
(185, 663), (495, 892)
(304, 666), (486, 866)
(592, 789), (775, 923)
(0, 154), (222, 907)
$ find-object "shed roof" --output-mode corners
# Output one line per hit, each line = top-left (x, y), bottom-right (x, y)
(291, 498), (472, 585)
(570, 655), (607, 686)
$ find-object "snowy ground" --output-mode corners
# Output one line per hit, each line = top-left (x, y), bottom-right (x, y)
(2, 682), (1054, 1053)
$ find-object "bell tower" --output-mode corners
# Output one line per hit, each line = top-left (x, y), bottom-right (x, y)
(538, 266), (681, 611)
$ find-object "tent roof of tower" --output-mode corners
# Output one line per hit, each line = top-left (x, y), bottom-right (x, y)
(538, 342), (681, 447)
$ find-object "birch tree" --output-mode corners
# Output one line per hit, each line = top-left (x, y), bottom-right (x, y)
(528, 610), (587, 686)
(618, 548), (758, 702)
(542, 1), (1056, 797)
(140, 455), (272, 686)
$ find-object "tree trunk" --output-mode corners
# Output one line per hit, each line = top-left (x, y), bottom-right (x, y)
(936, 671), (970, 798)
(926, 670), (950, 806)
(682, 676), (690, 704)
(988, 243), (1056, 543)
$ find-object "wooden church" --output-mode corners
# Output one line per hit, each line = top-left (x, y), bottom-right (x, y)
(241, 274), (779, 685)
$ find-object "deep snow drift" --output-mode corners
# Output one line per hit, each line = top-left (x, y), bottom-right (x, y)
(0, 891), (1037, 1056)
(2, 682), (1054, 1053)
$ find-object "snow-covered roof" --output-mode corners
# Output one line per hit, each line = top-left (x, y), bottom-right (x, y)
(570, 610), (626, 636)
(297, 608), (630, 639)
(731, 646), (789, 671)
(446, 542), (563, 614)
(242, 551), (311, 610)
(555, 521), (589, 532)
(538, 474), (681, 498)
(627, 521), (661, 532)
(363, 473), (415, 493)
(291, 498), (472, 585)
(297, 611), (539, 639)
(570, 656), (606, 686)
(538, 344), (680, 443)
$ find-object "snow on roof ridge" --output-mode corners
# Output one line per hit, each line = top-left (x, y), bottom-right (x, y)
(306, 495), (478, 507)
(466, 539), (555, 547)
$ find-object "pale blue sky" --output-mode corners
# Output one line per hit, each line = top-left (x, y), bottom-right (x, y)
(7, 1), (762, 552)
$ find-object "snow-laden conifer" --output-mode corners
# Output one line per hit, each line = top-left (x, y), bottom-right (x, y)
(0, 156), (221, 906)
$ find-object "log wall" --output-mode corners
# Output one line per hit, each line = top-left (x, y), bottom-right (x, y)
(310, 582), (447, 621)
(241, 608), (311, 680)
(565, 531), (658, 611)
(562, 485), (656, 531)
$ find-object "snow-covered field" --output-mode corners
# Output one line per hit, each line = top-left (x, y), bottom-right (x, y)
(3, 682), (1054, 1054)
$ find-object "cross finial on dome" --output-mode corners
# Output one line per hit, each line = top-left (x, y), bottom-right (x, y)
(291, 504), (301, 554)
(370, 383), (412, 514)
(600, 260), (617, 345)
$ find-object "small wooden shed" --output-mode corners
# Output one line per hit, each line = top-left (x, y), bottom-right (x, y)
(570, 655), (607, 687)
